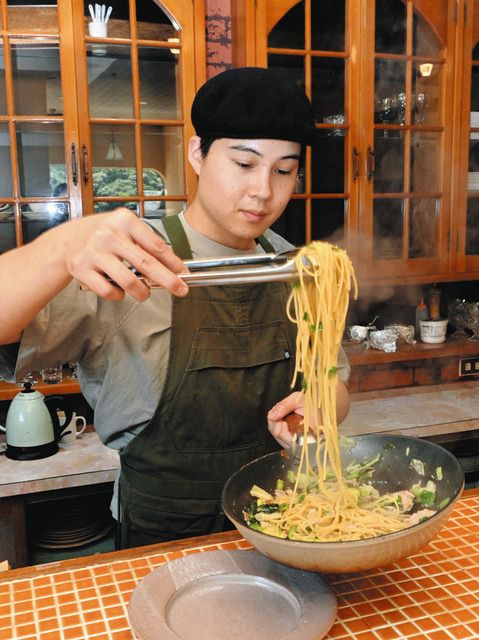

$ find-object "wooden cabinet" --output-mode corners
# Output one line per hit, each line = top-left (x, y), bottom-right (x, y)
(0, 0), (205, 253)
(232, 0), (479, 286)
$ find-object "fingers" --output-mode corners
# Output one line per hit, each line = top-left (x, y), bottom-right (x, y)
(104, 212), (189, 297)
(267, 391), (304, 422)
(65, 210), (189, 299)
(268, 418), (294, 449)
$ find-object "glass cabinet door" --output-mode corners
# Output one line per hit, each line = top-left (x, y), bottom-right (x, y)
(255, 0), (452, 282)
(263, 0), (351, 250)
(76, 0), (192, 218)
(367, 0), (448, 277)
(0, 0), (71, 252)
(466, 38), (479, 265)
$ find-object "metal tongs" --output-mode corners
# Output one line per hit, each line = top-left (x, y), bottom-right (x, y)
(88, 248), (300, 290)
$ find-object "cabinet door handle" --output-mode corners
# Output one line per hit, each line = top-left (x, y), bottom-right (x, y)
(352, 147), (360, 181)
(81, 144), (90, 184)
(367, 146), (375, 182)
(71, 143), (78, 186)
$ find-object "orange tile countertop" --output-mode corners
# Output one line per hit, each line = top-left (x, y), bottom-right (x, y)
(0, 488), (478, 640)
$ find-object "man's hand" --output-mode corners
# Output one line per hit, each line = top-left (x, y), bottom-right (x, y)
(267, 381), (350, 449)
(267, 391), (305, 448)
(60, 209), (189, 300)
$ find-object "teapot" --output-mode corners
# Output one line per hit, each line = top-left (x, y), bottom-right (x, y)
(4, 382), (73, 460)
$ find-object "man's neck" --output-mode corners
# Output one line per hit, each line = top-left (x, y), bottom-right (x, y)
(183, 205), (256, 251)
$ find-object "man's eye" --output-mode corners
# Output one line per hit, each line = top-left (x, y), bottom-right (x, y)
(276, 169), (292, 175)
(235, 161), (252, 169)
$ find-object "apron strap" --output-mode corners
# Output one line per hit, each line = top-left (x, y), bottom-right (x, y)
(163, 213), (276, 258)
(162, 214), (194, 260)
(257, 234), (275, 253)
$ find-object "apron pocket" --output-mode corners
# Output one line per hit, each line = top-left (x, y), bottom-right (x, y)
(122, 482), (225, 539)
(164, 321), (294, 453)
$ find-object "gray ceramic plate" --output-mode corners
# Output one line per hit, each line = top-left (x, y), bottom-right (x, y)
(128, 549), (337, 640)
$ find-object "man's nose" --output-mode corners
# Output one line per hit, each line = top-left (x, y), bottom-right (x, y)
(250, 170), (272, 200)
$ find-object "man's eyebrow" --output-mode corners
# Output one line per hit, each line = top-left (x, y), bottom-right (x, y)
(228, 144), (300, 161)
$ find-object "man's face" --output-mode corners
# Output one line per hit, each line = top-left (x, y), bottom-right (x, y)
(188, 137), (301, 250)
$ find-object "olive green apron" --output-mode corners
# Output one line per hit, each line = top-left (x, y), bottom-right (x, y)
(119, 215), (297, 544)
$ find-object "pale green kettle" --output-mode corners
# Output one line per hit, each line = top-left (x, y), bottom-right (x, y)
(4, 382), (73, 460)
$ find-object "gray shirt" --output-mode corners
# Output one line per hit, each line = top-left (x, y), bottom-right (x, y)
(0, 213), (350, 451)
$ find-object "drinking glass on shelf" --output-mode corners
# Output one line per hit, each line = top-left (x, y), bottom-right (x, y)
(464, 302), (479, 341)
(68, 361), (78, 379)
(447, 298), (469, 338)
(15, 371), (35, 387)
(40, 365), (63, 384)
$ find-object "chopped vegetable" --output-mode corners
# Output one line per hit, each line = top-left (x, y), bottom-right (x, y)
(410, 459), (425, 475)
(250, 485), (273, 501)
(276, 479), (285, 490)
(436, 467), (443, 481)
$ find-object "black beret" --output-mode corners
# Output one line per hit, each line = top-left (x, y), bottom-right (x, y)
(191, 67), (318, 146)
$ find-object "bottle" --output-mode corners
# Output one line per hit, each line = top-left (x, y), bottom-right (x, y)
(415, 297), (428, 338)
(429, 284), (441, 320)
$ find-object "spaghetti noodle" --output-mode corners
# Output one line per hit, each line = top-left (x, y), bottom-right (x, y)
(245, 242), (438, 542)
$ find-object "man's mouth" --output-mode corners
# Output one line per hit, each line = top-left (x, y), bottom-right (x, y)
(241, 210), (266, 221)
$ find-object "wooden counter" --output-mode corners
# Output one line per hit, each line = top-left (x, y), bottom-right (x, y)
(0, 488), (477, 640)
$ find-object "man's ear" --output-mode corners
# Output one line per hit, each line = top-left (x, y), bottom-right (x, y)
(188, 136), (203, 175)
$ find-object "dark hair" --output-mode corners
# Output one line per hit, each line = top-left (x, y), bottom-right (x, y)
(199, 137), (218, 157)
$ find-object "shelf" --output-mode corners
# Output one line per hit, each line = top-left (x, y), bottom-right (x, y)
(344, 336), (479, 366)
(0, 377), (81, 402)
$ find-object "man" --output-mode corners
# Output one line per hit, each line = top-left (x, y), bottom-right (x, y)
(0, 67), (350, 548)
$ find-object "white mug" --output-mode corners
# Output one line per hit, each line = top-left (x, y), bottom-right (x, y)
(59, 412), (87, 444)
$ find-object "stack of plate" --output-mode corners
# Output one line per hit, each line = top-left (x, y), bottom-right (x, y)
(29, 495), (113, 550)
(468, 172), (479, 191)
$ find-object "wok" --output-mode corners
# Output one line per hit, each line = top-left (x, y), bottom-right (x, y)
(222, 434), (464, 573)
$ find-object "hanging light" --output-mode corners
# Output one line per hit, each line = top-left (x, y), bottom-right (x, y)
(106, 130), (122, 160)
(419, 63), (433, 77)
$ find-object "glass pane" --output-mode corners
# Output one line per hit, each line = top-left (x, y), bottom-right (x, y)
(7, 2), (58, 34)
(21, 202), (69, 243)
(10, 39), (62, 116)
(412, 63), (440, 126)
(375, 0), (406, 54)
(409, 198), (438, 258)
(136, 1), (178, 41)
(471, 64), (479, 112)
(473, 44), (479, 60)
(0, 217), (16, 254)
(311, 199), (345, 243)
(373, 198), (403, 260)
(268, 1), (304, 50)
(0, 123), (13, 197)
(0, 44), (6, 114)
(86, 45), (133, 119)
(84, 2), (130, 39)
(93, 201), (139, 213)
(16, 122), (65, 197)
(312, 56), (344, 123)
(374, 131), (404, 193)
(139, 47), (180, 119)
(468, 138), (479, 187)
(311, 130), (344, 193)
(374, 60), (406, 125)
(142, 126), (184, 197)
(267, 54), (304, 92)
(270, 199), (305, 246)
(162, 201), (186, 218)
(91, 124), (137, 197)
(411, 132), (439, 192)
(311, 0), (344, 52)
(466, 198), (479, 255)
(413, 12), (442, 57)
